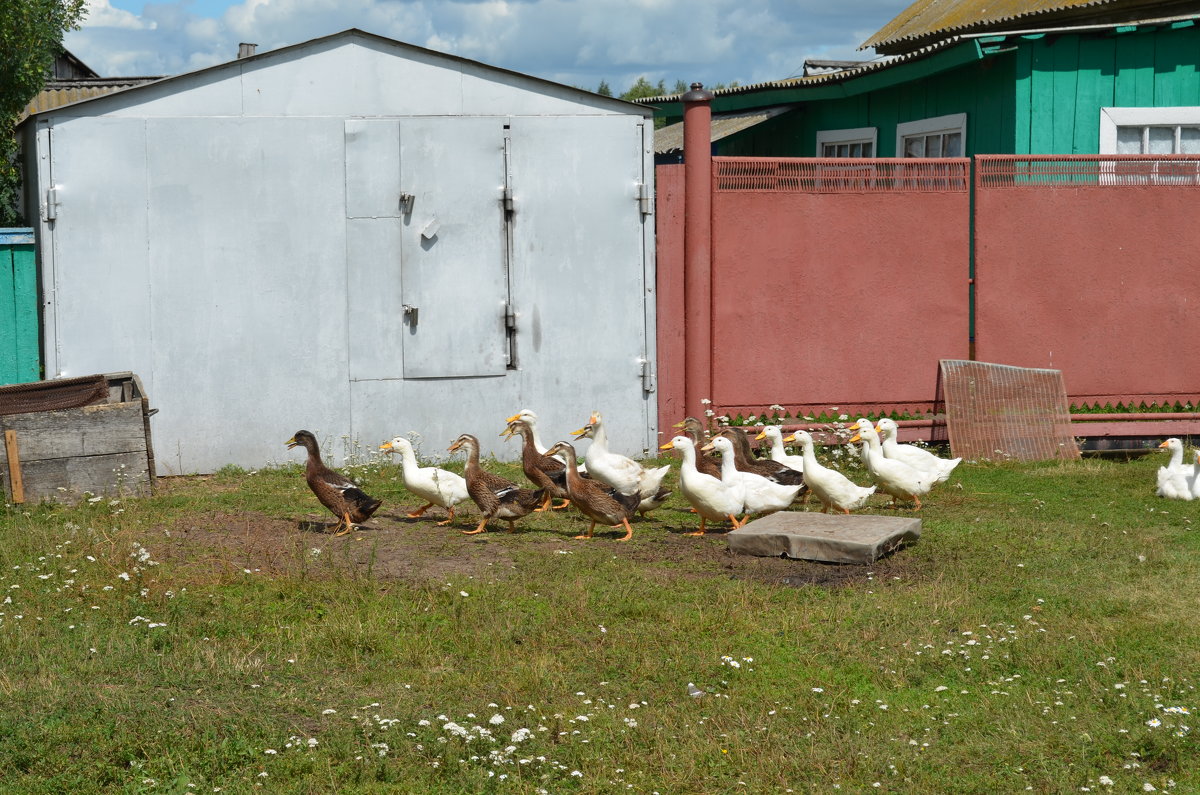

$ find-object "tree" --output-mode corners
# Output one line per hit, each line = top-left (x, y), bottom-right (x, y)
(0, 0), (87, 225)
(597, 79), (613, 97)
(620, 77), (667, 102)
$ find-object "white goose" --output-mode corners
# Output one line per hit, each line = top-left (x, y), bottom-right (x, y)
(379, 436), (470, 525)
(661, 435), (743, 536)
(704, 435), (802, 518)
(784, 430), (875, 514)
(573, 412), (671, 513)
(875, 418), (961, 483)
(1157, 438), (1196, 500)
(754, 425), (805, 473)
(849, 422), (934, 510)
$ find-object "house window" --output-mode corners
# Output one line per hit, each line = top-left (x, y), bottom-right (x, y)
(896, 113), (966, 157)
(816, 127), (877, 158)
(1099, 107), (1200, 183)
(1100, 107), (1200, 154)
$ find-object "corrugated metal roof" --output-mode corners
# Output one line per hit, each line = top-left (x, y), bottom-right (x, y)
(654, 106), (793, 153)
(862, 0), (1148, 53)
(20, 78), (162, 122)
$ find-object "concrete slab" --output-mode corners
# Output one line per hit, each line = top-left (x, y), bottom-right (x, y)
(727, 511), (920, 564)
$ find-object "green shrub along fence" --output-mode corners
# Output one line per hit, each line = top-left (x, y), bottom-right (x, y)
(0, 228), (39, 385)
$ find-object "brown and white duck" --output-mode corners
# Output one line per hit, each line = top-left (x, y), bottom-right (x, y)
(447, 433), (545, 535)
(286, 430), (382, 535)
(544, 441), (640, 541)
(501, 419), (570, 510)
(714, 427), (806, 488)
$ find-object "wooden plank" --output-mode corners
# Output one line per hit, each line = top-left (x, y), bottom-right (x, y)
(4, 429), (23, 503)
(1014, 41), (1034, 153)
(0, 402), (148, 462)
(1074, 36), (1115, 153)
(1114, 31), (1155, 106)
(1050, 35), (1080, 153)
(15, 450), (151, 503)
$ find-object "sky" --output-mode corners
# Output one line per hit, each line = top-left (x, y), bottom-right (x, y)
(65, 0), (913, 95)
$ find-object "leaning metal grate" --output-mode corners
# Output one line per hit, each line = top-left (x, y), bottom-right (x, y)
(976, 154), (1200, 187)
(714, 157), (969, 192)
(939, 360), (1080, 462)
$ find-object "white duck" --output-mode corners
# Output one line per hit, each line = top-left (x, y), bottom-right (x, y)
(849, 422), (934, 510)
(875, 418), (961, 483)
(573, 412), (671, 513)
(704, 435), (802, 518)
(379, 436), (470, 525)
(1157, 438), (1196, 500)
(784, 430), (875, 514)
(754, 425), (805, 473)
(660, 435), (743, 536)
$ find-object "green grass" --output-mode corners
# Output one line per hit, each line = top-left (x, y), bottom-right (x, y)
(1, 453), (1198, 793)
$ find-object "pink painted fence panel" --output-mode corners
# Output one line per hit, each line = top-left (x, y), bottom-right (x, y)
(974, 155), (1200, 407)
(654, 165), (686, 434)
(708, 158), (970, 418)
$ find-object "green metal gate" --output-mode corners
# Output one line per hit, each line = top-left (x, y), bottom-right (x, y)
(0, 228), (39, 385)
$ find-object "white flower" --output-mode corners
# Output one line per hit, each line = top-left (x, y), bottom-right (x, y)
(1143, 784), (1156, 792)
(489, 714), (505, 725)
(322, 709), (336, 715)
(570, 770), (583, 778)
(307, 738), (318, 748)
(1098, 777), (1113, 786)
(459, 591), (469, 597)
(117, 572), (130, 581)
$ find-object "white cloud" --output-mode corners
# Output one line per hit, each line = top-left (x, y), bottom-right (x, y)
(67, 0), (909, 92)
(82, 0), (157, 30)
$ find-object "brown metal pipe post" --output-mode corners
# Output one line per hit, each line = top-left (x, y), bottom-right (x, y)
(681, 82), (714, 420)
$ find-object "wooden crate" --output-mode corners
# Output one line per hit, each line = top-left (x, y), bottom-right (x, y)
(0, 372), (157, 504)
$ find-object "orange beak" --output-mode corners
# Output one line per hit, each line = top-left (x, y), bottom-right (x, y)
(848, 433), (862, 443)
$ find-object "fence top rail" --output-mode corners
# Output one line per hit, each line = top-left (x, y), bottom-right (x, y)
(713, 156), (969, 193)
(977, 154), (1200, 162)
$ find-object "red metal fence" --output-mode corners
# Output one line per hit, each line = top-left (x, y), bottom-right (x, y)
(656, 154), (1200, 434)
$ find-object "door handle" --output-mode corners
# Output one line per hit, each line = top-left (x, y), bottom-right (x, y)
(403, 304), (419, 327)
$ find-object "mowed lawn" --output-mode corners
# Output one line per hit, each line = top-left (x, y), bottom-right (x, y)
(0, 449), (1197, 793)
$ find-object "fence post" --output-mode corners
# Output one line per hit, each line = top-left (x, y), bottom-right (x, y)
(681, 83), (714, 419)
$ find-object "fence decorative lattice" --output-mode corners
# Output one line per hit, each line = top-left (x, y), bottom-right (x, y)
(939, 360), (1081, 462)
(714, 157), (969, 192)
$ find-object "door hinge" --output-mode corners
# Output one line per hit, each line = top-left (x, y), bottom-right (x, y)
(502, 185), (515, 214)
(504, 303), (517, 331)
(640, 358), (656, 393)
(44, 187), (60, 222)
(636, 182), (652, 216)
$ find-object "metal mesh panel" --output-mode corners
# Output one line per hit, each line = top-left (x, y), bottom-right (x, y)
(977, 154), (1200, 187)
(0, 375), (108, 416)
(714, 157), (969, 192)
(939, 360), (1080, 461)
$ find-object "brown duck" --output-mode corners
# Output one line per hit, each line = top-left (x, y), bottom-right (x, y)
(544, 441), (640, 541)
(715, 427), (807, 490)
(286, 430), (383, 535)
(672, 417), (722, 479)
(448, 433), (545, 535)
(501, 419), (570, 511)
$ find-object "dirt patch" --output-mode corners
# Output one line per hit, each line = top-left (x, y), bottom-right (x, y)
(148, 503), (930, 591)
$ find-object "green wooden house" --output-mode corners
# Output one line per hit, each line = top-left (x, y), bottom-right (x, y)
(646, 0), (1200, 159)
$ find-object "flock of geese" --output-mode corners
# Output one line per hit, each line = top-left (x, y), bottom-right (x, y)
(285, 409), (963, 540)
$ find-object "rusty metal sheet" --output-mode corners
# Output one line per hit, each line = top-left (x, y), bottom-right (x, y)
(940, 359), (1081, 461)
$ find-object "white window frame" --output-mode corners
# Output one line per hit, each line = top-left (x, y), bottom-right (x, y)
(1099, 106), (1200, 153)
(896, 113), (967, 158)
(816, 126), (878, 158)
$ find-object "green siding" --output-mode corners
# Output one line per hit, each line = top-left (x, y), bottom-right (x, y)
(722, 53), (1016, 157)
(0, 232), (40, 385)
(678, 24), (1200, 159)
